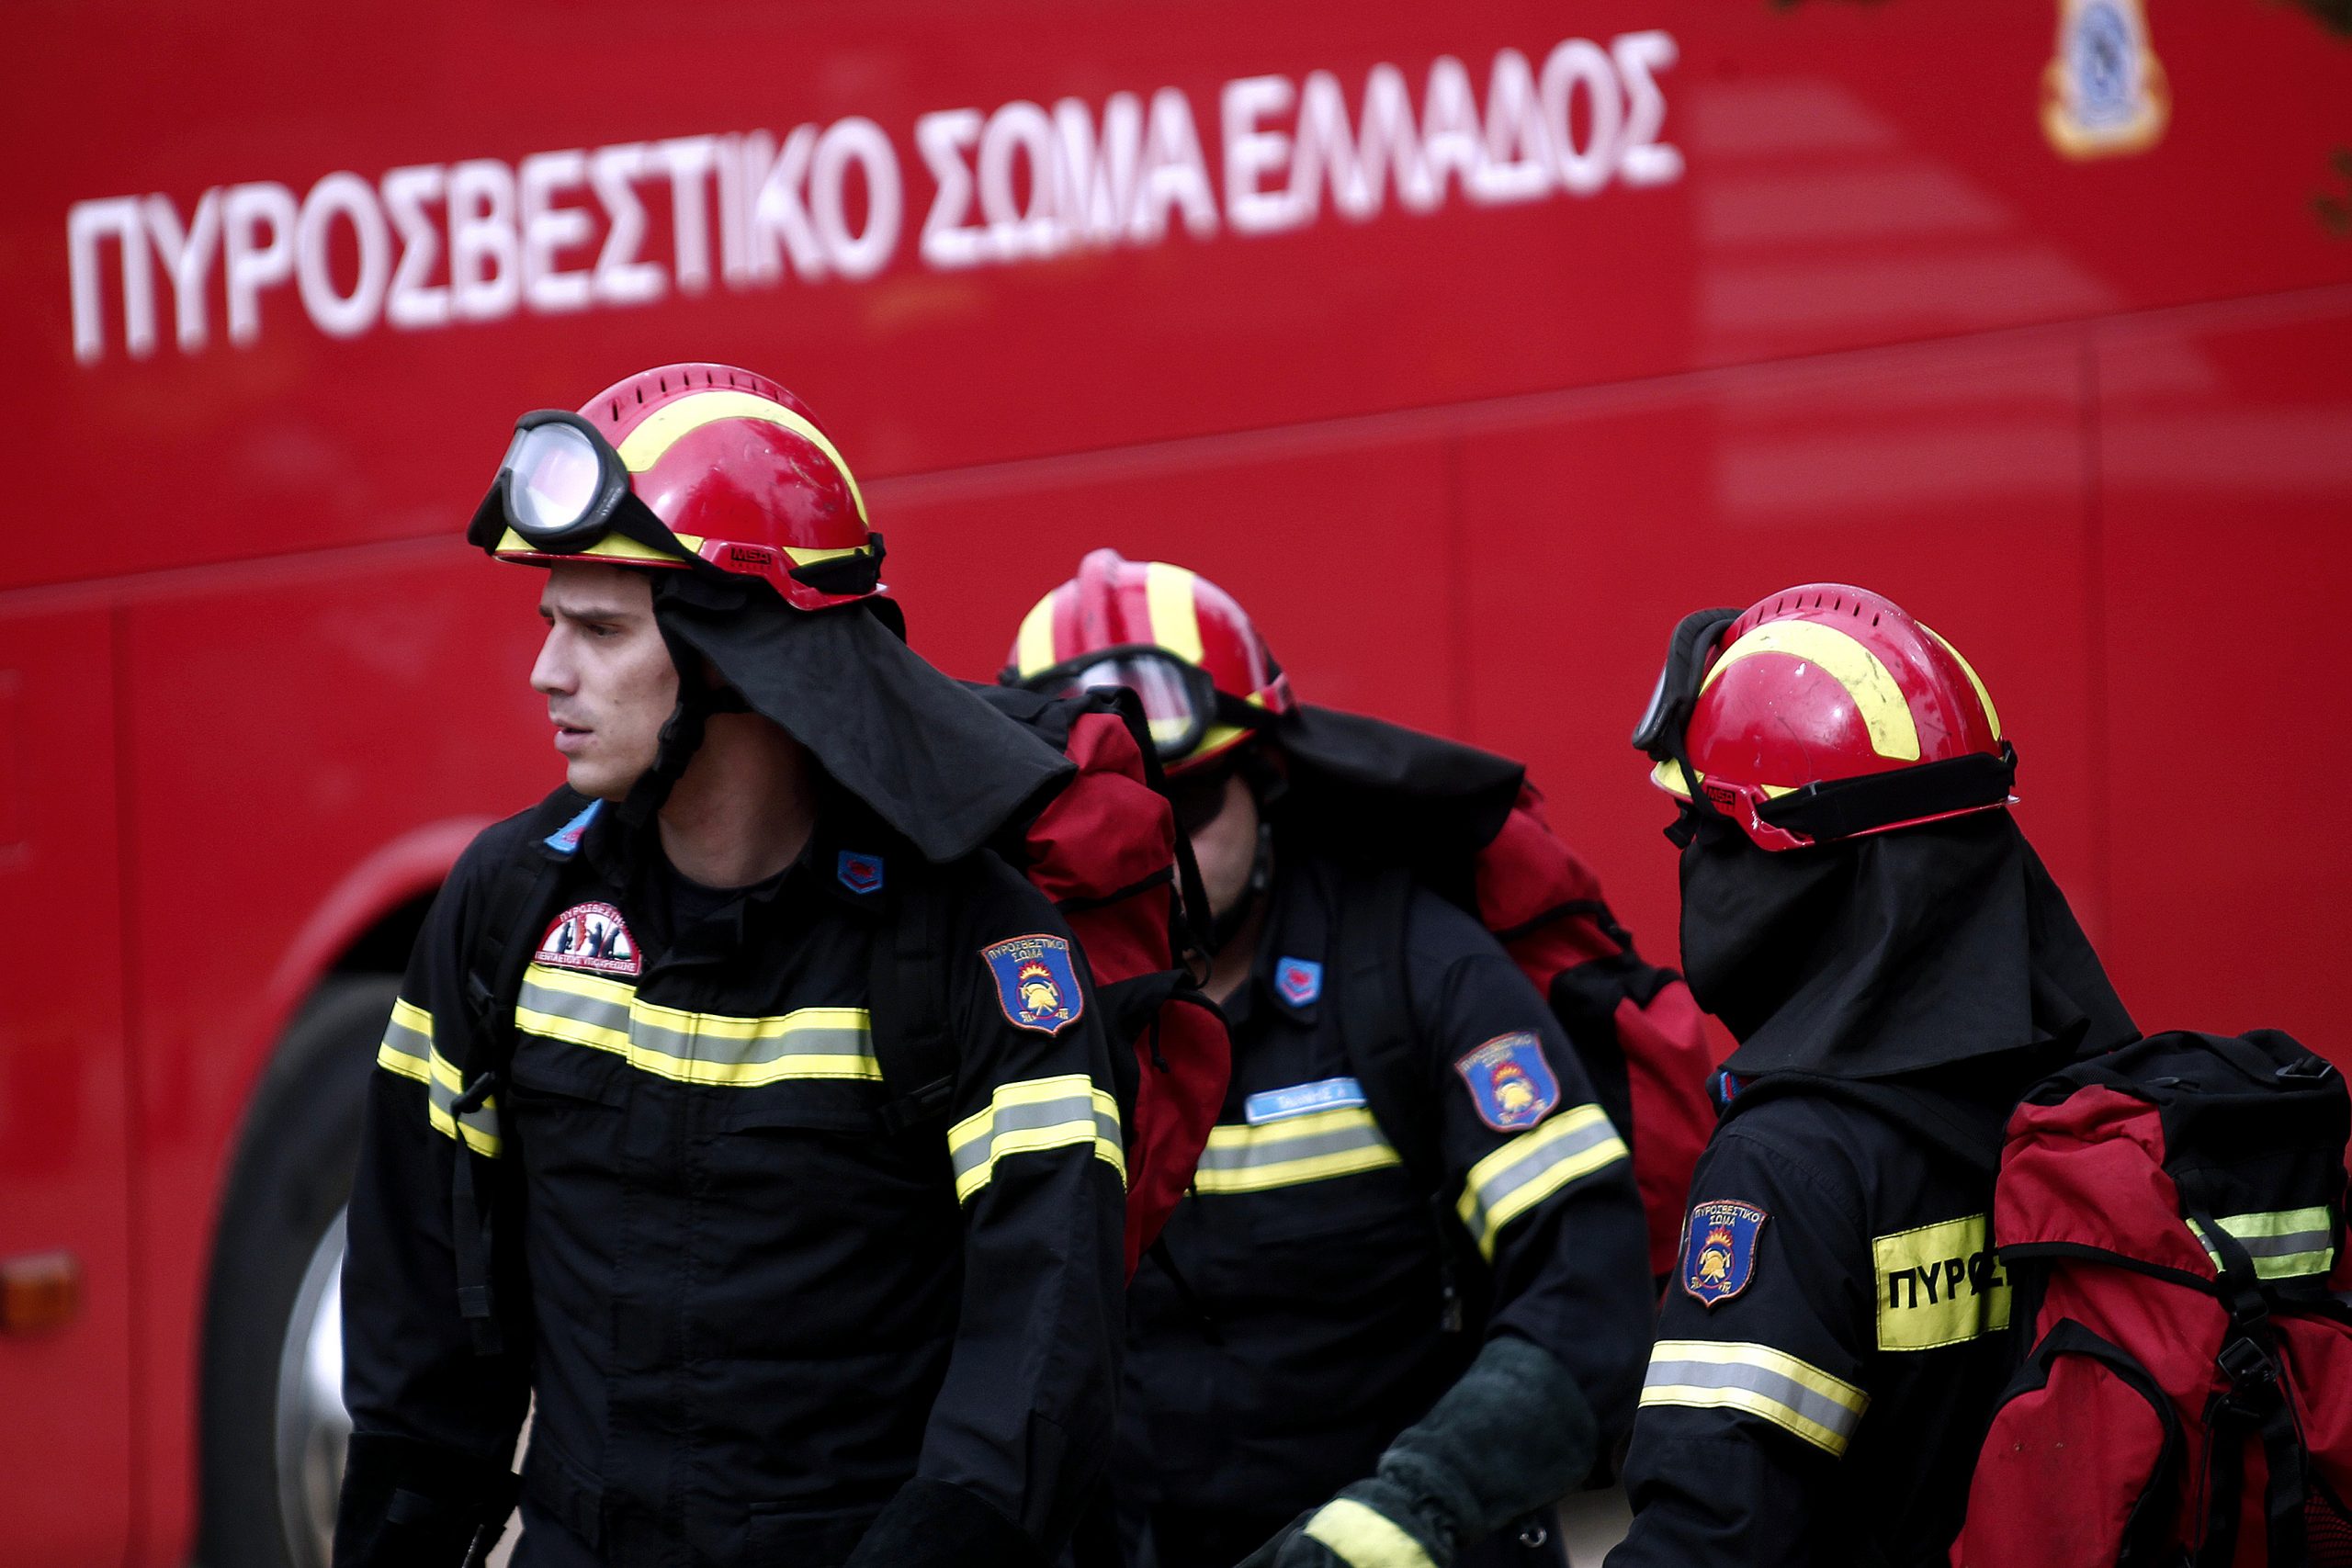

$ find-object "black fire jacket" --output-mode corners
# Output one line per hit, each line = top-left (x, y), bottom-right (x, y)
(337, 795), (1126, 1567)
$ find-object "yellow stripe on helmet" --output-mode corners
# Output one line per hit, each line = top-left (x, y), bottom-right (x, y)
(614, 389), (869, 526)
(493, 526), (695, 566)
(1919, 624), (2003, 741)
(1014, 592), (1061, 678)
(1702, 620), (1922, 765)
(1143, 561), (1206, 665)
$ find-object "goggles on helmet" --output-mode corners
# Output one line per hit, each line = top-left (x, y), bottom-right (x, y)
(1011, 644), (1271, 765)
(465, 410), (690, 562)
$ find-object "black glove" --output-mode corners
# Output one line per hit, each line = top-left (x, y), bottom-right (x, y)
(842, 1476), (1046, 1568)
(1238, 1336), (1598, 1568)
(333, 1432), (517, 1568)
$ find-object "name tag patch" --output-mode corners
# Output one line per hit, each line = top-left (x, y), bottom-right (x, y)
(1244, 1076), (1367, 1125)
(1873, 1213), (2011, 1351)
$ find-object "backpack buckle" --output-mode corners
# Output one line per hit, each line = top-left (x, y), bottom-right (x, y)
(2216, 1333), (2278, 1392)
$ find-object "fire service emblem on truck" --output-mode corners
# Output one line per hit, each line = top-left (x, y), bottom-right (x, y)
(2042, 0), (2168, 160)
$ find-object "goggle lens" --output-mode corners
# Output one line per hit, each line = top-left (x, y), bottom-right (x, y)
(508, 421), (605, 537)
(1050, 654), (1208, 760)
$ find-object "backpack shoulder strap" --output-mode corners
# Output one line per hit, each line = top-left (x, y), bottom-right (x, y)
(449, 788), (594, 1357)
(867, 865), (961, 1137)
(1331, 863), (1446, 1192)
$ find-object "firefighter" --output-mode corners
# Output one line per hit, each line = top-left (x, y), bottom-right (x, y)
(333, 366), (1126, 1568)
(1609, 583), (2138, 1567)
(1001, 551), (1656, 1568)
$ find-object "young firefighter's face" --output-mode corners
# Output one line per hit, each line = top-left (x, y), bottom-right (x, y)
(532, 562), (680, 801)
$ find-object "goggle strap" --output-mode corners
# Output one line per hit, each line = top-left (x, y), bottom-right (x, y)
(787, 531), (886, 596)
(1632, 607), (1743, 756)
(1753, 742), (2018, 842)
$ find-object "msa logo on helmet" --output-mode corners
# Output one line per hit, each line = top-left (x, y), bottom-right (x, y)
(536, 901), (642, 976)
(981, 935), (1085, 1035)
(729, 545), (776, 569)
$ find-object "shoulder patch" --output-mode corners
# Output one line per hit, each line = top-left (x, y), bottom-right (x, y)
(1682, 1200), (1769, 1307)
(536, 900), (641, 976)
(1273, 956), (1323, 1007)
(837, 850), (885, 896)
(982, 934), (1085, 1035)
(1453, 1031), (1560, 1133)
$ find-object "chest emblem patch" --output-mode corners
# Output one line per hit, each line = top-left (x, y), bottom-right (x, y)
(1273, 956), (1323, 1007)
(982, 934), (1086, 1035)
(1682, 1200), (1769, 1308)
(536, 900), (641, 976)
(1454, 1032), (1559, 1133)
(837, 850), (884, 896)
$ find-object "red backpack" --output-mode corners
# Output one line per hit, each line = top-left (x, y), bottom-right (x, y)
(1951, 1030), (2352, 1568)
(1281, 706), (1720, 1281)
(949, 684), (1231, 1277)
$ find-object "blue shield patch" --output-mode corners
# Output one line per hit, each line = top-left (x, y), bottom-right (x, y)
(1681, 1200), (1768, 1308)
(982, 934), (1085, 1035)
(1273, 956), (1323, 1008)
(837, 850), (884, 896)
(1453, 1032), (1560, 1133)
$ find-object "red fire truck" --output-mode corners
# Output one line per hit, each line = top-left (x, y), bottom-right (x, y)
(6, 2), (2349, 1562)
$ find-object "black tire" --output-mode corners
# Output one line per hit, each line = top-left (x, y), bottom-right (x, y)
(197, 975), (397, 1568)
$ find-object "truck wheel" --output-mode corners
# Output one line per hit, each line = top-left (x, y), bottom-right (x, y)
(197, 976), (395, 1568)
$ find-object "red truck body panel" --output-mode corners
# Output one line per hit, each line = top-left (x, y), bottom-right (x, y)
(3, 3), (2348, 1562)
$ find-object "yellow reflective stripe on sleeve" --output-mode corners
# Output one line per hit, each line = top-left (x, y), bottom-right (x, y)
(376, 998), (502, 1156)
(1454, 1103), (1629, 1261)
(2189, 1207), (2339, 1281)
(1191, 1107), (1403, 1194)
(1640, 1339), (1869, 1457)
(515, 964), (879, 1087)
(1872, 1213), (2011, 1351)
(1301, 1497), (1438, 1568)
(947, 1074), (1125, 1202)
(378, 998), (434, 1077)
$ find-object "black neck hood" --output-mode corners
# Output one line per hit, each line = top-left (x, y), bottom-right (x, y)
(1681, 811), (2136, 1081)
(641, 573), (1072, 865)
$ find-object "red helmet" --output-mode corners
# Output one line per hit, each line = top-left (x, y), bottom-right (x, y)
(467, 362), (883, 613)
(1001, 548), (1294, 773)
(1634, 583), (2016, 852)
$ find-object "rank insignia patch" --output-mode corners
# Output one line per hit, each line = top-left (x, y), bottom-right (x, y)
(837, 850), (884, 896)
(1454, 1032), (1560, 1133)
(536, 900), (641, 976)
(1683, 1201), (1769, 1308)
(982, 934), (1085, 1035)
(1273, 956), (1323, 1007)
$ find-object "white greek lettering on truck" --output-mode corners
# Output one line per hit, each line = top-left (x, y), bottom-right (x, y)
(65, 30), (1681, 363)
